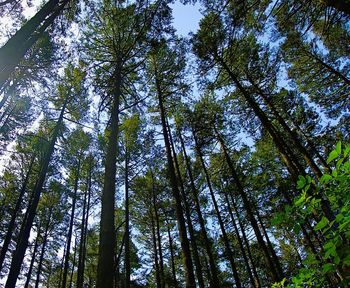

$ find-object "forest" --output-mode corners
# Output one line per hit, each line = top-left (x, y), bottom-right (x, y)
(0, 0), (349, 287)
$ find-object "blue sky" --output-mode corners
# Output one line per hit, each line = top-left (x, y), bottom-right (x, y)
(170, 2), (202, 36)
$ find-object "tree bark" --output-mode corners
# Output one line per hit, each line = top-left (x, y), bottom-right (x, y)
(35, 207), (52, 288)
(177, 127), (220, 287)
(150, 171), (165, 288)
(215, 130), (284, 282)
(0, 155), (35, 271)
(125, 149), (131, 288)
(165, 217), (178, 288)
(97, 67), (122, 288)
(0, 0), (69, 89)
(5, 94), (68, 288)
(230, 196), (261, 287)
(168, 122), (205, 288)
(153, 56), (196, 287)
(223, 189), (256, 287)
(76, 156), (92, 288)
(24, 222), (41, 288)
(61, 158), (81, 288)
(193, 130), (242, 287)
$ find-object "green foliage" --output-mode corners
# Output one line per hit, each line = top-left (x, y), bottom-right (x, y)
(273, 141), (350, 287)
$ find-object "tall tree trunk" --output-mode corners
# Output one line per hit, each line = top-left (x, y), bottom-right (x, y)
(24, 222), (41, 288)
(97, 67), (122, 288)
(68, 237), (78, 288)
(151, 210), (161, 288)
(77, 157), (92, 288)
(230, 195), (260, 287)
(34, 208), (52, 288)
(215, 53), (304, 179)
(61, 158), (81, 288)
(168, 124), (205, 288)
(216, 54), (335, 222)
(0, 155), (35, 271)
(151, 171), (165, 288)
(177, 126), (220, 287)
(165, 217), (178, 288)
(5, 94), (68, 288)
(247, 74), (323, 178)
(193, 130), (242, 287)
(124, 149), (131, 288)
(153, 57), (196, 287)
(215, 130), (284, 282)
(255, 206), (284, 278)
(222, 189), (256, 287)
(0, 0), (69, 90)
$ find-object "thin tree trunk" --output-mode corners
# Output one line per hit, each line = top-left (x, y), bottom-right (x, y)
(77, 157), (92, 288)
(76, 161), (91, 288)
(150, 171), (165, 288)
(247, 75), (323, 178)
(24, 222), (41, 288)
(97, 67), (122, 288)
(5, 94), (68, 288)
(215, 130), (284, 282)
(34, 208), (52, 288)
(322, 0), (350, 15)
(62, 158), (81, 288)
(215, 53), (304, 179)
(125, 148), (131, 288)
(68, 237), (78, 288)
(222, 188), (256, 287)
(177, 126), (220, 287)
(193, 130), (242, 287)
(230, 196), (260, 287)
(216, 54), (335, 222)
(0, 155), (35, 271)
(153, 57), (196, 287)
(151, 210), (161, 288)
(167, 122), (205, 288)
(255, 206), (284, 278)
(165, 217), (178, 288)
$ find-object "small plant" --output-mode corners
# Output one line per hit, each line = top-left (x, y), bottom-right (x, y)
(273, 141), (350, 287)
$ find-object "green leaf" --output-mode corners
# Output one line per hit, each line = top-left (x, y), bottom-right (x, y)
(336, 141), (342, 155)
(295, 192), (306, 206)
(322, 263), (333, 274)
(332, 169), (338, 177)
(334, 255), (340, 265)
(320, 174), (332, 184)
(314, 216), (328, 231)
(343, 254), (350, 266)
(336, 158), (344, 170)
(339, 220), (350, 232)
(297, 176), (306, 189)
(344, 145), (350, 158)
(327, 150), (339, 164)
(335, 213), (344, 222)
